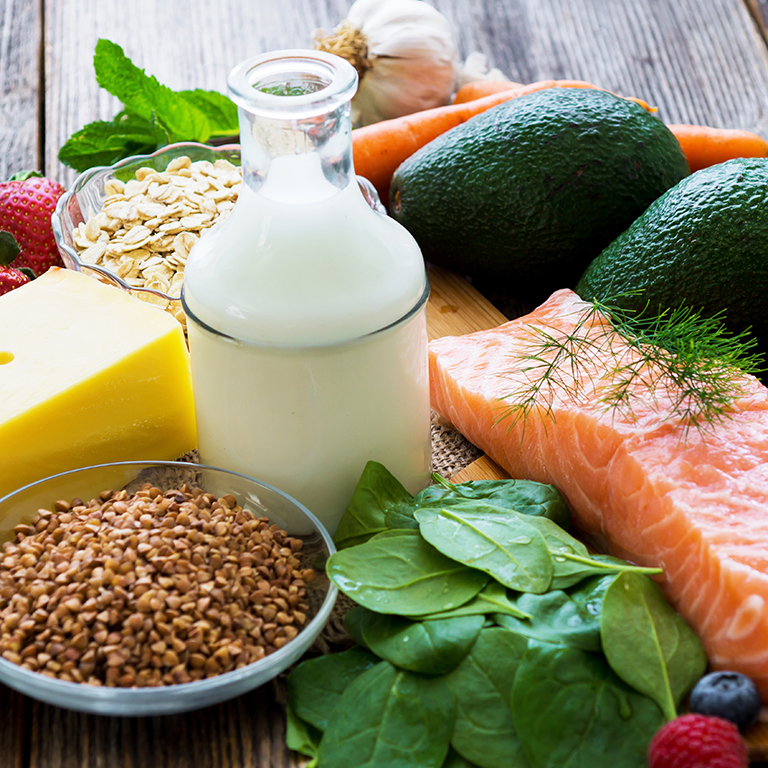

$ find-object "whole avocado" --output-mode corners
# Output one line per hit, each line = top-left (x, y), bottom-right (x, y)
(389, 87), (689, 300)
(575, 158), (768, 362)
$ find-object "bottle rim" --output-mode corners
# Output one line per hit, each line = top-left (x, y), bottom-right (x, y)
(227, 49), (358, 119)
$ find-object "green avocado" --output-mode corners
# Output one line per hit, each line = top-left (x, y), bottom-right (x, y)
(575, 158), (768, 363)
(389, 87), (689, 300)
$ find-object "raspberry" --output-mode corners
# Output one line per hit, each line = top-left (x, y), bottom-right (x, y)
(648, 714), (749, 768)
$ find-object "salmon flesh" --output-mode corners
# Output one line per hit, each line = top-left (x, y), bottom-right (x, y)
(429, 289), (768, 699)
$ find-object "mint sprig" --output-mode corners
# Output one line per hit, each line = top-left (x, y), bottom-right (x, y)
(58, 39), (238, 173)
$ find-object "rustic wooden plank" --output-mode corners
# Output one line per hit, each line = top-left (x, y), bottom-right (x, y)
(427, 265), (508, 340)
(28, 681), (301, 768)
(745, 0), (768, 40)
(0, 0), (41, 180)
(43, 0), (352, 187)
(16, 2), (768, 766)
(43, 0), (768, 188)
(435, 0), (768, 135)
(0, 684), (29, 768)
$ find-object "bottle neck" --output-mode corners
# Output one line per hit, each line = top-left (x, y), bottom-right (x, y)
(227, 50), (358, 197)
(238, 100), (354, 196)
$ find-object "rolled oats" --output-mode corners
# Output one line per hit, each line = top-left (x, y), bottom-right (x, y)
(71, 155), (241, 330)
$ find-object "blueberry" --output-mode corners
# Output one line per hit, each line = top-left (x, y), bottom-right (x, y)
(689, 671), (762, 729)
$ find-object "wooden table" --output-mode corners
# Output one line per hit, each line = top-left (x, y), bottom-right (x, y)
(3, 0), (768, 765)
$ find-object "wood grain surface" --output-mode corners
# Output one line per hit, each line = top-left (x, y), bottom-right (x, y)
(3, 0), (768, 764)
(0, 0), (41, 176)
(2, 0), (768, 182)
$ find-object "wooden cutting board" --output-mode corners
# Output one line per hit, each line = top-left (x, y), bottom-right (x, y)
(425, 265), (768, 761)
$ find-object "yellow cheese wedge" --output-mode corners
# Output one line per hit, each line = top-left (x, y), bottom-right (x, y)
(0, 268), (197, 499)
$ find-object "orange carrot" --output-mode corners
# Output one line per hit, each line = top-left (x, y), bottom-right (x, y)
(452, 79), (524, 104)
(353, 79), (655, 205)
(667, 124), (768, 173)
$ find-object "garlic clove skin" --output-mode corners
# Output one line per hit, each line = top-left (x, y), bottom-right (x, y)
(335, 0), (460, 126)
(351, 48), (458, 127)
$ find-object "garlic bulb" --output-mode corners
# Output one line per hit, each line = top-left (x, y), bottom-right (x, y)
(313, 0), (459, 127)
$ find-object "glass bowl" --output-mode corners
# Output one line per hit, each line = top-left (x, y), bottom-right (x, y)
(51, 141), (386, 307)
(51, 142), (242, 304)
(0, 461), (337, 716)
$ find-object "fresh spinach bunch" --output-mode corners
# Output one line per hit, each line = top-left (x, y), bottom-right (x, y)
(287, 462), (707, 768)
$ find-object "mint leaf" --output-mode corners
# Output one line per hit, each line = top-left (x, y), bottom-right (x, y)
(179, 90), (238, 138)
(57, 111), (163, 172)
(59, 39), (239, 172)
(94, 39), (211, 142)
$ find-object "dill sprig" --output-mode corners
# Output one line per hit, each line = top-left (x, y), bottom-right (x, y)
(497, 295), (766, 438)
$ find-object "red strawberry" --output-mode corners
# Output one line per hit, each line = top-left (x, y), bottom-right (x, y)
(648, 713), (749, 768)
(0, 170), (66, 277)
(0, 231), (34, 296)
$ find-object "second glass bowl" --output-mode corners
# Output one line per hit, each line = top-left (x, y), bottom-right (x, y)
(0, 461), (337, 716)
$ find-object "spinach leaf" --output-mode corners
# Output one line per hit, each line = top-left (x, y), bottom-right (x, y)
(355, 609), (484, 675)
(600, 572), (707, 721)
(344, 605), (369, 647)
(523, 517), (662, 589)
(333, 461), (415, 549)
(494, 573), (618, 652)
(287, 645), (379, 732)
(285, 704), (320, 767)
(413, 580), (531, 621)
(511, 642), (665, 768)
(384, 501), (420, 530)
(327, 529), (488, 616)
(318, 661), (455, 768)
(418, 475), (570, 530)
(446, 627), (529, 768)
(443, 748), (483, 768)
(415, 502), (553, 593)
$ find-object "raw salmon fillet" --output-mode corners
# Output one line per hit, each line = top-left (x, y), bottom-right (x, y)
(429, 288), (768, 698)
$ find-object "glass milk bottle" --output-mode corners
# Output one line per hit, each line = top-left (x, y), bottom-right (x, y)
(182, 50), (431, 534)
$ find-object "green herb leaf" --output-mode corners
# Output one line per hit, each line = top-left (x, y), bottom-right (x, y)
(57, 111), (165, 173)
(354, 609), (484, 675)
(445, 627), (529, 768)
(415, 502), (553, 593)
(333, 461), (415, 549)
(384, 501), (420, 530)
(287, 645), (380, 732)
(443, 748), (483, 768)
(327, 528), (488, 616)
(58, 39), (238, 171)
(494, 573), (618, 652)
(418, 475), (570, 530)
(499, 294), (765, 438)
(177, 89), (238, 139)
(511, 642), (665, 768)
(344, 605), (369, 647)
(412, 579), (531, 621)
(523, 515), (662, 589)
(285, 704), (321, 765)
(93, 39), (210, 141)
(318, 661), (455, 768)
(600, 572), (707, 721)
